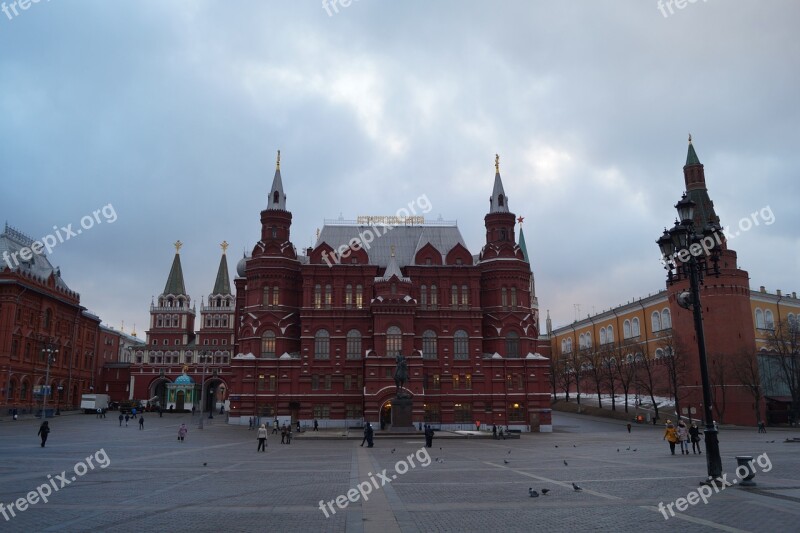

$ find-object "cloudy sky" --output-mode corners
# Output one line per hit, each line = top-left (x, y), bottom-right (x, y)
(1, 1), (798, 337)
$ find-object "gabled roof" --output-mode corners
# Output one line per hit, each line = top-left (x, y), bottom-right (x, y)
(212, 253), (231, 295)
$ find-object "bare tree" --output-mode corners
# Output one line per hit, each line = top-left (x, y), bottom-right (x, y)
(659, 335), (689, 423)
(709, 352), (729, 424)
(763, 318), (800, 425)
(553, 353), (574, 402)
(580, 347), (604, 408)
(634, 343), (663, 423)
(598, 342), (619, 411)
(730, 349), (765, 426)
(616, 341), (638, 413)
(569, 348), (585, 406)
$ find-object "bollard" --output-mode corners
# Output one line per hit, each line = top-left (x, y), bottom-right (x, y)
(735, 456), (757, 486)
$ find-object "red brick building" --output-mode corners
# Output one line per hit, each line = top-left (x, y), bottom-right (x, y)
(226, 155), (552, 431)
(0, 224), (101, 413)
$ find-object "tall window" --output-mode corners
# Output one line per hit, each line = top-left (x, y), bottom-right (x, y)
(452, 375), (460, 390)
(325, 284), (332, 308)
(432, 374), (440, 390)
(461, 285), (469, 306)
(607, 326), (614, 343)
(422, 330), (437, 359)
(263, 286), (271, 307)
(632, 318), (640, 337)
(345, 284), (353, 308)
(386, 326), (402, 357)
(765, 310), (775, 330)
(346, 330), (361, 359)
(652, 311), (661, 332)
(261, 331), (276, 357)
(430, 285), (438, 308)
(313, 284), (322, 309)
(661, 309), (671, 329)
(501, 287), (508, 310)
(600, 327), (607, 345)
(420, 285), (427, 308)
(314, 330), (330, 359)
(356, 285), (363, 309)
(506, 331), (519, 358)
(451, 284), (458, 307)
(454, 330), (469, 359)
(510, 287), (517, 310)
(272, 287), (279, 306)
(623, 320), (632, 339)
(755, 309), (765, 329)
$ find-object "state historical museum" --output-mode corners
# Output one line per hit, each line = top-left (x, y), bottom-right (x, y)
(226, 154), (552, 431)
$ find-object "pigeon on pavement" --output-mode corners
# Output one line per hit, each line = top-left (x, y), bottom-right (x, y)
(572, 483), (582, 492)
(529, 488), (539, 497)
(563, 460), (568, 466)
(503, 459), (509, 464)
(541, 488), (550, 495)
(391, 448), (396, 453)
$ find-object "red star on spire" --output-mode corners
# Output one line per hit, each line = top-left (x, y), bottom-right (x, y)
(517, 216), (524, 225)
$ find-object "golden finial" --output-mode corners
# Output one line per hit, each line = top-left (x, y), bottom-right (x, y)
(391, 244), (396, 257)
(220, 241), (229, 254)
(276, 150), (281, 171)
(174, 240), (183, 253)
(495, 153), (500, 174)
(182, 364), (189, 374)
(132, 323), (137, 337)
(688, 133), (692, 144)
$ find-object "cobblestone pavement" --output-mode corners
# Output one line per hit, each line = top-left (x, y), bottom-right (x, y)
(1, 411), (798, 532)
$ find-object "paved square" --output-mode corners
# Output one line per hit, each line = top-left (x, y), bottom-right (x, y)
(1, 411), (798, 532)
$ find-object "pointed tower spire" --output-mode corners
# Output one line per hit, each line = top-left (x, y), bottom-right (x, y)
(489, 153), (509, 213)
(267, 149), (287, 211)
(686, 134), (701, 166)
(517, 216), (529, 263)
(163, 241), (187, 295)
(212, 241), (232, 295)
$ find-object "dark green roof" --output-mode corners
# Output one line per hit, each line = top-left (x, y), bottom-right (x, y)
(212, 253), (231, 295)
(686, 142), (701, 166)
(518, 226), (530, 263)
(163, 253), (187, 296)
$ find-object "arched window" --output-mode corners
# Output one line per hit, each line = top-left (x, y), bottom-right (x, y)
(345, 284), (353, 308)
(461, 285), (469, 306)
(655, 348), (665, 359)
(420, 285), (427, 308)
(346, 330), (361, 359)
(314, 284), (322, 309)
(600, 328), (607, 345)
(386, 326), (402, 357)
(498, 194), (504, 207)
(511, 287), (517, 309)
(661, 309), (671, 330)
(652, 311), (661, 332)
(579, 333), (585, 349)
(272, 287), (279, 306)
(623, 320), (632, 339)
(561, 339), (567, 354)
(765, 310), (775, 330)
(325, 284), (332, 307)
(566, 338), (572, 353)
(430, 285), (438, 308)
(789, 313), (797, 332)
(422, 330), (437, 359)
(356, 285), (364, 309)
(632, 318), (640, 337)
(755, 309), (765, 329)
(607, 325), (614, 343)
(451, 284), (458, 307)
(506, 332), (519, 358)
(314, 330), (330, 359)
(501, 287), (508, 309)
(272, 190), (279, 205)
(454, 330), (469, 360)
(263, 286), (270, 305)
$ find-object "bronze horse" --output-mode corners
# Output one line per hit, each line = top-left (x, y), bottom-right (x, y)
(393, 354), (408, 397)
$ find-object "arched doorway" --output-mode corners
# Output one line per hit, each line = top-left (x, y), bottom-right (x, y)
(176, 391), (185, 412)
(380, 399), (392, 430)
(149, 378), (171, 408)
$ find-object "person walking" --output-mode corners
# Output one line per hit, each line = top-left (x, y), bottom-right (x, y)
(663, 420), (678, 455)
(248, 417), (254, 430)
(627, 423), (632, 433)
(257, 423), (268, 452)
(689, 422), (702, 454)
(272, 418), (279, 434)
(124, 414), (130, 427)
(366, 423), (374, 448)
(138, 416), (144, 430)
(132, 408), (137, 419)
(281, 424), (287, 444)
(492, 424), (497, 439)
(758, 421), (767, 433)
(119, 413), (124, 427)
(178, 423), (188, 442)
(314, 419), (319, 431)
(677, 420), (689, 455)
(360, 424), (370, 447)
(38, 421), (50, 447)
(286, 426), (292, 445)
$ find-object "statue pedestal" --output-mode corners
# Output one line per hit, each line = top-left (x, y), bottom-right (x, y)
(391, 397), (413, 429)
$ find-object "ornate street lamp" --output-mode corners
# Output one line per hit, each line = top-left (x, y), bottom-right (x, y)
(657, 193), (723, 483)
(40, 343), (58, 418)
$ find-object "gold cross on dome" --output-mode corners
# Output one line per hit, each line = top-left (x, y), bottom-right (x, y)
(174, 240), (183, 253)
(220, 241), (229, 254)
(495, 153), (500, 173)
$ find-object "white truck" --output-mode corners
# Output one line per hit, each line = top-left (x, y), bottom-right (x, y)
(81, 394), (110, 414)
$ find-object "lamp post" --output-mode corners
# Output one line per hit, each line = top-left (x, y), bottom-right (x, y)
(208, 388), (214, 419)
(198, 352), (210, 429)
(657, 193), (723, 483)
(41, 343), (58, 418)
